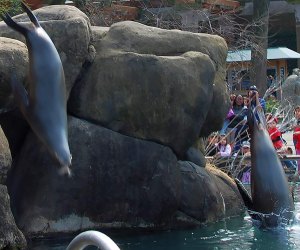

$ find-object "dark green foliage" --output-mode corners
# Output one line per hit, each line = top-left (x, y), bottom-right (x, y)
(266, 97), (279, 113)
(0, 0), (22, 17)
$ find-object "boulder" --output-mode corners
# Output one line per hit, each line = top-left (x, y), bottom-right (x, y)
(0, 127), (11, 185)
(178, 162), (244, 223)
(0, 185), (27, 249)
(0, 37), (28, 112)
(68, 21), (230, 158)
(282, 68), (300, 107)
(0, 110), (29, 159)
(0, 5), (92, 97)
(206, 164), (244, 217)
(8, 116), (182, 236)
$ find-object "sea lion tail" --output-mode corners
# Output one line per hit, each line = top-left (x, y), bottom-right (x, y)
(21, 1), (41, 28)
(1, 13), (28, 37)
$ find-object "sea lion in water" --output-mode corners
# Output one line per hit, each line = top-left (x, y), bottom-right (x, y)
(1, 2), (71, 175)
(235, 109), (294, 227)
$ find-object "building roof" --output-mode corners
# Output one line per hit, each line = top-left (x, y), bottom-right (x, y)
(227, 47), (300, 62)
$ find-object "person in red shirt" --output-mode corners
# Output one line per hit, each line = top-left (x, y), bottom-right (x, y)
(267, 117), (283, 150)
(293, 106), (300, 174)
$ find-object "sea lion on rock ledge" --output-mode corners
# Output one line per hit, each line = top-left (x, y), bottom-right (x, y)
(1, 2), (72, 176)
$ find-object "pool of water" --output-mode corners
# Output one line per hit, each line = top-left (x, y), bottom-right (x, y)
(30, 184), (300, 250)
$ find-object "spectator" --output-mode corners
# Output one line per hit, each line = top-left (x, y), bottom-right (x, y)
(293, 106), (300, 173)
(267, 117), (283, 150)
(248, 85), (266, 113)
(243, 96), (249, 107)
(215, 134), (232, 158)
(205, 133), (219, 157)
(220, 107), (234, 135)
(237, 141), (251, 184)
(281, 147), (298, 171)
(229, 95), (248, 154)
(267, 75), (274, 88)
(230, 94), (236, 105)
(219, 94), (236, 136)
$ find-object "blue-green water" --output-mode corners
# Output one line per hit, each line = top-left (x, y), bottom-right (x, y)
(30, 184), (300, 250)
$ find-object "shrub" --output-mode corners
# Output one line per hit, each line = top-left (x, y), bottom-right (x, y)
(0, 0), (22, 16)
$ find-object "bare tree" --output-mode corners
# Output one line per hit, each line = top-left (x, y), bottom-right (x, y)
(250, 0), (270, 94)
(74, 1), (270, 92)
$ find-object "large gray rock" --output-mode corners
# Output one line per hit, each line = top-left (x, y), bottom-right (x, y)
(8, 116), (244, 236)
(0, 5), (239, 241)
(0, 110), (29, 159)
(0, 185), (27, 249)
(8, 116), (182, 236)
(178, 162), (244, 223)
(0, 37), (28, 112)
(0, 5), (92, 97)
(282, 68), (300, 106)
(68, 21), (230, 158)
(0, 127), (11, 185)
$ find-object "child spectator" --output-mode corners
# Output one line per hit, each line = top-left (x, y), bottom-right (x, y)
(281, 147), (298, 171)
(267, 117), (283, 150)
(205, 133), (219, 156)
(237, 141), (251, 184)
(215, 134), (232, 157)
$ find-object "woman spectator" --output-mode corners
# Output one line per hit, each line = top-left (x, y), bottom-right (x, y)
(215, 134), (232, 158)
(230, 95), (248, 128)
(219, 94), (236, 135)
(229, 95), (248, 153)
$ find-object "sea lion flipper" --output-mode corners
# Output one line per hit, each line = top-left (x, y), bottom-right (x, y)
(1, 13), (28, 36)
(21, 1), (40, 28)
(10, 75), (29, 109)
(234, 178), (253, 210)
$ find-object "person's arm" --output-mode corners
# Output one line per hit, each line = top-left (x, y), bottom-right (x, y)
(255, 93), (263, 111)
(260, 98), (266, 113)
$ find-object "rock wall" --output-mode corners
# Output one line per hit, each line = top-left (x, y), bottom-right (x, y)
(282, 68), (300, 107)
(0, 185), (26, 249)
(0, 5), (243, 241)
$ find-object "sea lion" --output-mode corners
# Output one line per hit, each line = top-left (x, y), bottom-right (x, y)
(1, 2), (71, 175)
(235, 109), (294, 227)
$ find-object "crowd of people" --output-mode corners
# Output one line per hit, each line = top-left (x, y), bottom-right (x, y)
(205, 85), (300, 183)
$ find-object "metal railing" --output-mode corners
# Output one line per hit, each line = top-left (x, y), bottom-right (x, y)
(67, 230), (120, 250)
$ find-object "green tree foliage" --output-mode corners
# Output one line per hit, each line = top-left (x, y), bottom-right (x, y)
(0, 0), (66, 19)
(266, 97), (279, 114)
(0, 0), (22, 16)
